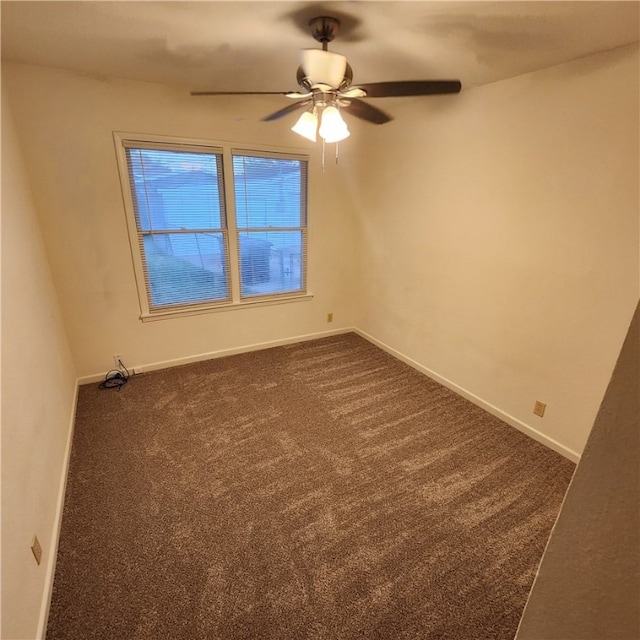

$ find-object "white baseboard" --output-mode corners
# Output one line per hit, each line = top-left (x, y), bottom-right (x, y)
(354, 329), (581, 464)
(77, 327), (354, 385)
(36, 381), (80, 639)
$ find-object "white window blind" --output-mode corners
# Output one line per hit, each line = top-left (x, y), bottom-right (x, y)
(232, 152), (307, 299)
(124, 143), (230, 311)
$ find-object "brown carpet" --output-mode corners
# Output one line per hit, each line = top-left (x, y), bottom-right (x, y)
(47, 333), (574, 639)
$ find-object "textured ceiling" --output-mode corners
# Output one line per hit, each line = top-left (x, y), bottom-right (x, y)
(2, 1), (639, 94)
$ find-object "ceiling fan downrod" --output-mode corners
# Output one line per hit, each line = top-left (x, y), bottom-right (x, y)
(309, 16), (340, 51)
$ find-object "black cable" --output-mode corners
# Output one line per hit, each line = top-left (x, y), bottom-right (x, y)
(98, 358), (130, 391)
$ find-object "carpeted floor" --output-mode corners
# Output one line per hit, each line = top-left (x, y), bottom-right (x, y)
(47, 333), (574, 639)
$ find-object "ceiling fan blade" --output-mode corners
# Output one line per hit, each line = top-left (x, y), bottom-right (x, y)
(342, 99), (392, 125)
(339, 87), (367, 99)
(262, 99), (312, 122)
(191, 91), (300, 96)
(356, 80), (462, 98)
(285, 92), (313, 99)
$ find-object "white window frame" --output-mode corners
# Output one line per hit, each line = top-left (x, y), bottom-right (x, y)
(114, 132), (312, 321)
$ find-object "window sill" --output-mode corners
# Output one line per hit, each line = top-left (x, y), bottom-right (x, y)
(139, 293), (314, 322)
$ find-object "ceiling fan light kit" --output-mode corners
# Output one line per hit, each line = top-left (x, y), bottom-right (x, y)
(191, 15), (462, 160)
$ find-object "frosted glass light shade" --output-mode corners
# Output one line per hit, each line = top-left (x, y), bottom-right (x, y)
(319, 106), (350, 143)
(301, 49), (347, 88)
(323, 127), (350, 143)
(291, 111), (318, 142)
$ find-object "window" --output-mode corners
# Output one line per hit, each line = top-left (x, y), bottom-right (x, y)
(233, 153), (307, 299)
(115, 135), (309, 318)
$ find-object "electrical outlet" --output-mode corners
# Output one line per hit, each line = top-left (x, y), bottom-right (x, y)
(31, 535), (42, 566)
(113, 354), (122, 368)
(327, 312), (333, 323)
(533, 401), (546, 417)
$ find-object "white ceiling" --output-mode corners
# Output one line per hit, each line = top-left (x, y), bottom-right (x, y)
(1, 1), (639, 94)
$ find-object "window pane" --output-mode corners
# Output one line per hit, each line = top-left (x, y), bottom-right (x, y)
(238, 231), (303, 297)
(233, 155), (304, 229)
(127, 149), (223, 231)
(232, 152), (307, 300)
(143, 233), (229, 308)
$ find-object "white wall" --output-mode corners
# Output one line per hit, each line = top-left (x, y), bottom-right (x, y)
(1, 62), (359, 379)
(353, 44), (639, 459)
(1, 88), (78, 639)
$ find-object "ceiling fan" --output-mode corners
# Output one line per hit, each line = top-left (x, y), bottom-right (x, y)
(191, 16), (462, 144)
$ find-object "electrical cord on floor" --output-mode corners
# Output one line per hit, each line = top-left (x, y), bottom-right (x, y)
(99, 358), (130, 391)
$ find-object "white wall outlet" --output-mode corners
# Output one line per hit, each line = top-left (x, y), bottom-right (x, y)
(113, 354), (122, 369)
(533, 400), (547, 417)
